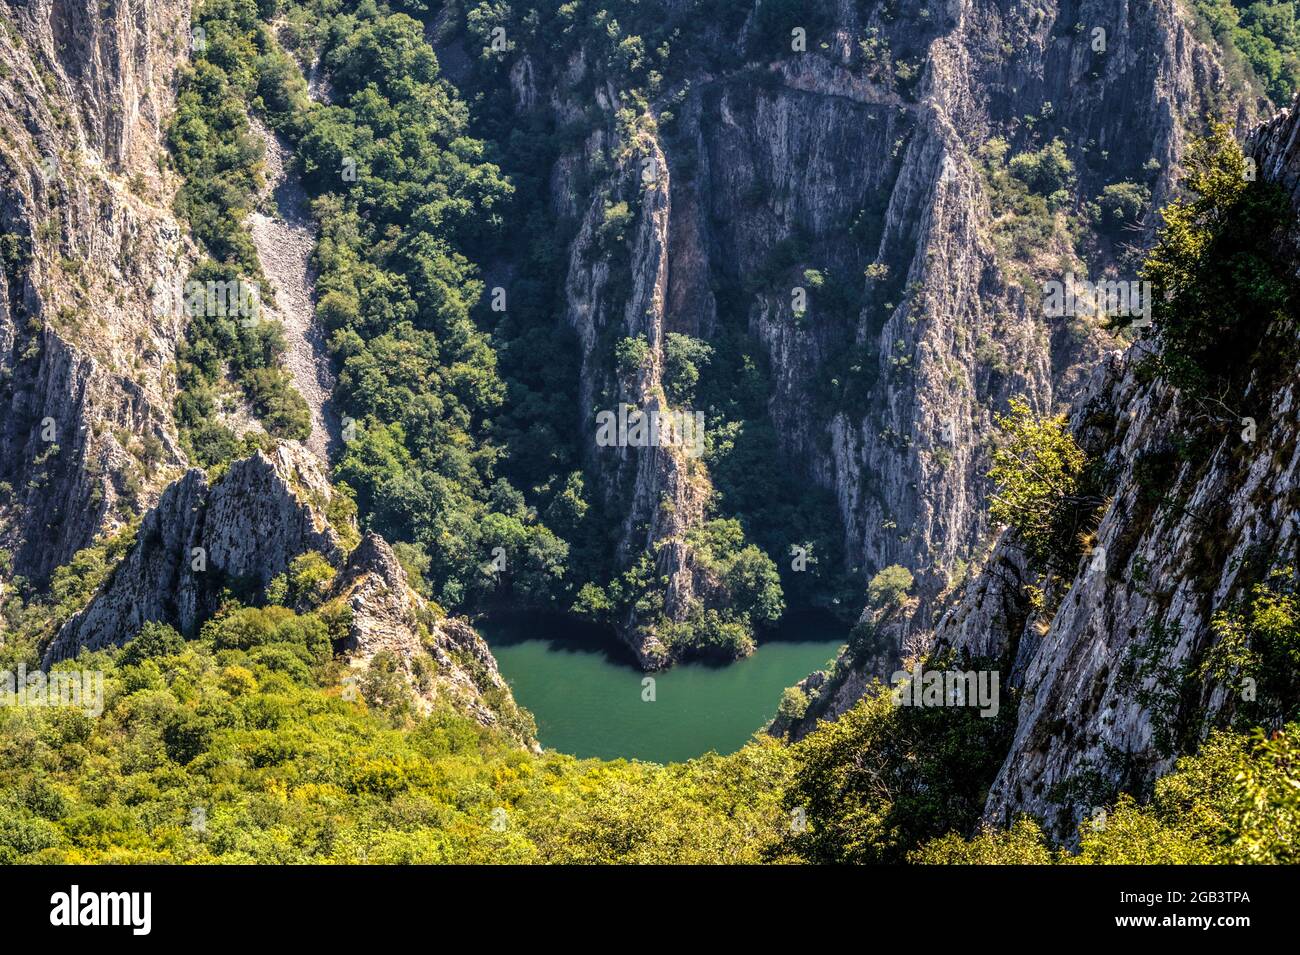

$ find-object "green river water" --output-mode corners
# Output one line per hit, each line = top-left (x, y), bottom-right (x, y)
(479, 612), (846, 763)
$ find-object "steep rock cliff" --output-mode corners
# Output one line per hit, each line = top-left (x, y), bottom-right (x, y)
(43, 441), (532, 740)
(557, 111), (717, 666)
(44, 442), (345, 660)
(933, 341), (1298, 835)
(448, 0), (1257, 665)
(0, 0), (193, 583)
(805, 98), (1300, 839)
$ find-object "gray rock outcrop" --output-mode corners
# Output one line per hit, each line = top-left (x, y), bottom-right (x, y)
(334, 532), (530, 736)
(453, 0), (1259, 664)
(44, 442), (345, 662)
(43, 441), (534, 743)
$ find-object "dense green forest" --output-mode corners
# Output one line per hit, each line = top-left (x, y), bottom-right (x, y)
(157, 0), (1300, 657)
(170, 0), (573, 615)
(0, 599), (1294, 862)
(2, 0), (1298, 866)
(1193, 0), (1300, 105)
(160, 0), (856, 661)
(1, 111), (1294, 864)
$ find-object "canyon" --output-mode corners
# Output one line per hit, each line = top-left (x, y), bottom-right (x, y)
(0, 0), (1295, 853)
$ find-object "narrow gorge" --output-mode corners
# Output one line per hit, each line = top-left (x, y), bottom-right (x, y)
(0, 0), (1296, 870)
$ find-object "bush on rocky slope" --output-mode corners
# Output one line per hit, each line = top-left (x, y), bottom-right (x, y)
(1138, 122), (1299, 406)
(913, 725), (1300, 864)
(988, 395), (1104, 582)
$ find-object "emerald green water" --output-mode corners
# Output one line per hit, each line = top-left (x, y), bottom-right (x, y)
(480, 613), (845, 764)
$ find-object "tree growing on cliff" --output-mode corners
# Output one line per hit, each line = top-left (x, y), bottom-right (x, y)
(1136, 121), (1298, 405)
(867, 564), (914, 610)
(988, 396), (1099, 577)
(1202, 567), (1300, 729)
(1008, 137), (1075, 197)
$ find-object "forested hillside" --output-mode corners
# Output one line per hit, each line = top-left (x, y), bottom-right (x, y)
(0, 0), (1297, 866)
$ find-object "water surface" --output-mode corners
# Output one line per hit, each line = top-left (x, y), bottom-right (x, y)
(480, 612), (845, 763)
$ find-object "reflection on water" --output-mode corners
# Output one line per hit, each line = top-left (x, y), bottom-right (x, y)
(479, 611), (847, 763)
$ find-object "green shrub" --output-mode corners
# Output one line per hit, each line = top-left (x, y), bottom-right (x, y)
(1202, 567), (1300, 729)
(776, 672), (1015, 863)
(1008, 138), (1075, 195)
(162, 711), (215, 765)
(686, 518), (785, 626)
(203, 605), (330, 656)
(599, 199), (634, 246)
(662, 333), (713, 405)
(1097, 180), (1151, 233)
(287, 551), (336, 608)
(777, 686), (810, 723)
(119, 622), (186, 667)
(614, 334), (651, 377)
(977, 137), (1060, 264)
(244, 367), (312, 440)
(988, 396), (1099, 575)
(912, 816), (1056, 864)
(867, 565), (913, 610)
(0, 806), (62, 857)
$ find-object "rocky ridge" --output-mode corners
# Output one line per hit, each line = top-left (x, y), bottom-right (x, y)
(44, 442), (532, 742)
(44, 442), (341, 661)
(0, 0), (195, 583)
(334, 532), (526, 733)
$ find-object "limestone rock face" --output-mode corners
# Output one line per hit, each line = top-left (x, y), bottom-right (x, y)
(558, 121), (713, 666)
(335, 531), (418, 664)
(928, 339), (1300, 837)
(798, 97), (1300, 838)
(44, 443), (345, 662)
(0, 0), (194, 582)
(201, 444), (344, 586)
(971, 100), (1300, 836)
(449, 0), (1256, 665)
